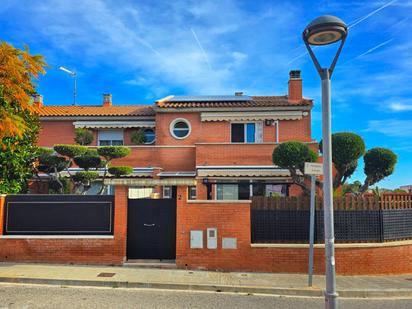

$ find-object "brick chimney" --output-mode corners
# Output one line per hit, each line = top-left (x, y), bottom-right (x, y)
(103, 93), (112, 107)
(33, 94), (43, 108)
(288, 70), (302, 102)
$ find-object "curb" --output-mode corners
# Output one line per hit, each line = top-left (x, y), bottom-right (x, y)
(0, 277), (412, 298)
(0, 277), (323, 297)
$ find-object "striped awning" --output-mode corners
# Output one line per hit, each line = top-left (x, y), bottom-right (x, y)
(197, 166), (291, 177)
(104, 178), (197, 186)
(73, 121), (155, 129)
(200, 111), (303, 122)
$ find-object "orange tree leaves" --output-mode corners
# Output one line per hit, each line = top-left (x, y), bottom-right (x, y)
(0, 41), (47, 139)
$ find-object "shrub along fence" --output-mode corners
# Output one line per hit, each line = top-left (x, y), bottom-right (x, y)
(251, 194), (412, 243)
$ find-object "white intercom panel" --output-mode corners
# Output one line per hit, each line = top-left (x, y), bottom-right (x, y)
(207, 228), (217, 249)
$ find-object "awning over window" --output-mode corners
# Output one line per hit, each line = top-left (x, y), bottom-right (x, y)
(104, 178), (197, 186)
(200, 111), (303, 122)
(157, 171), (197, 177)
(74, 121), (155, 129)
(197, 166), (291, 177)
(59, 168), (153, 178)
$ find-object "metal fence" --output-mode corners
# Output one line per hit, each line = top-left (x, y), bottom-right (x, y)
(3, 194), (115, 235)
(251, 195), (412, 243)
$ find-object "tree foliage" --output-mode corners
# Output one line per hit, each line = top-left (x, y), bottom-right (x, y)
(360, 148), (397, 192)
(54, 144), (88, 158)
(0, 114), (40, 193)
(130, 129), (146, 145)
(97, 146), (131, 194)
(73, 155), (101, 171)
(320, 132), (365, 189)
(272, 141), (318, 194)
(38, 144), (132, 194)
(0, 41), (46, 139)
(74, 128), (94, 146)
(108, 166), (133, 177)
(97, 146), (131, 160)
(0, 42), (46, 193)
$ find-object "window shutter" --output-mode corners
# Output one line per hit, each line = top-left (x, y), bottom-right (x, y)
(98, 129), (124, 141)
(255, 121), (263, 143)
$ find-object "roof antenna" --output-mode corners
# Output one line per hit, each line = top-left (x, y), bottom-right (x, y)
(59, 66), (77, 106)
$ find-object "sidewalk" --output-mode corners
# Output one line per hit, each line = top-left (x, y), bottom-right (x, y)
(0, 263), (412, 298)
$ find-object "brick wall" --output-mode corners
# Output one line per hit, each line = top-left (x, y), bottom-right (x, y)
(0, 187), (128, 265)
(196, 143), (275, 166)
(112, 146), (196, 171)
(175, 186), (412, 275)
(38, 121), (76, 147)
(278, 117), (312, 142)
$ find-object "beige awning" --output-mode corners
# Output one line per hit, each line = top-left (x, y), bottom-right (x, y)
(201, 111), (303, 122)
(74, 121), (155, 129)
(104, 178), (197, 186)
(197, 167), (291, 177)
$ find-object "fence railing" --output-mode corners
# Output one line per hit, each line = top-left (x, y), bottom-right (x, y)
(251, 195), (412, 244)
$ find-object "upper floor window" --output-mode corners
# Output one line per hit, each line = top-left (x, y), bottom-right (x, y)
(188, 186), (197, 200)
(231, 122), (263, 143)
(144, 128), (155, 144)
(170, 118), (191, 139)
(98, 129), (123, 146)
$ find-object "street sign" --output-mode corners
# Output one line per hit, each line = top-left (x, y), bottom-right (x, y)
(305, 162), (323, 176)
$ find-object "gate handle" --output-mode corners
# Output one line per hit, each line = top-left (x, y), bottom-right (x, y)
(143, 223), (155, 227)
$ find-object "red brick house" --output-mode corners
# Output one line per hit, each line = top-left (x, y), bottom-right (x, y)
(34, 70), (316, 198)
(3, 71), (412, 274)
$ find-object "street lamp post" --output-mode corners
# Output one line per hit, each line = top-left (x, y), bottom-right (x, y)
(59, 66), (77, 106)
(303, 15), (348, 309)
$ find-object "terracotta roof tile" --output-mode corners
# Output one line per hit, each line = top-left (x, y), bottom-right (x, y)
(36, 105), (155, 117)
(156, 96), (312, 108)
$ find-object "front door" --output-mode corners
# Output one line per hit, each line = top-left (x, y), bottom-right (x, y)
(127, 198), (176, 260)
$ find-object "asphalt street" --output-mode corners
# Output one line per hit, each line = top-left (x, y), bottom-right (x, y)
(0, 283), (411, 309)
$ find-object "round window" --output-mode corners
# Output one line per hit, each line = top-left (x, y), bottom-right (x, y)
(170, 118), (191, 139)
(144, 128), (155, 144)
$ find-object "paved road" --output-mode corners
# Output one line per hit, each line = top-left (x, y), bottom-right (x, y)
(0, 284), (411, 309)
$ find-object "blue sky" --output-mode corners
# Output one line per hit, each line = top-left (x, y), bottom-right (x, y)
(1, 0), (411, 188)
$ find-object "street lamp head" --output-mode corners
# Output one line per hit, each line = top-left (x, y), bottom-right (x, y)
(303, 15), (347, 46)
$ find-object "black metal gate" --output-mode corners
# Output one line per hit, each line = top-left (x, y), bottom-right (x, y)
(127, 198), (176, 260)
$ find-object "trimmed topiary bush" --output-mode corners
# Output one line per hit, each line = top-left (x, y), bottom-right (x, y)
(360, 148), (397, 192)
(319, 132), (365, 189)
(108, 166), (133, 177)
(72, 171), (99, 183)
(273, 141), (318, 173)
(54, 144), (88, 158)
(97, 146), (131, 160)
(73, 155), (101, 171)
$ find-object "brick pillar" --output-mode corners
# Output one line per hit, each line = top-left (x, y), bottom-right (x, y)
(196, 182), (208, 200)
(152, 167), (163, 197)
(0, 195), (5, 235)
(176, 185), (187, 263)
(114, 186), (128, 261)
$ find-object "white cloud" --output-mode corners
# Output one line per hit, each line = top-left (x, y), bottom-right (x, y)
(6, 0), (298, 96)
(390, 103), (412, 111)
(365, 119), (412, 137)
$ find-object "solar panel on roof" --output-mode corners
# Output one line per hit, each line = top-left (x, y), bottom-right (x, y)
(167, 95), (251, 102)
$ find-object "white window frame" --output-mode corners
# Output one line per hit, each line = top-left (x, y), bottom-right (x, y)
(188, 186), (197, 200)
(170, 118), (191, 140)
(230, 121), (263, 144)
(143, 128), (156, 145)
(128, 187), (154, 199)
(98, 129), (124, 146)
(163, 186), (172, 199)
